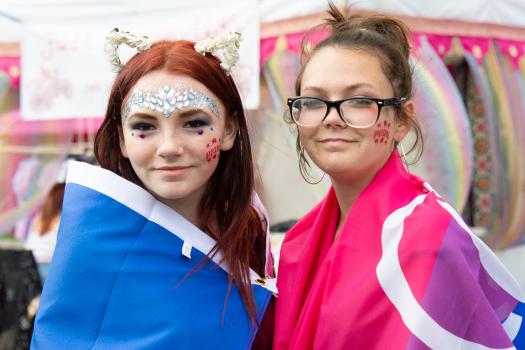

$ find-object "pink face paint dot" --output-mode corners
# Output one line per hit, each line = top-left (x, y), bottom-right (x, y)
(140, 134), (145, 139)
(197, 129), (204, 135)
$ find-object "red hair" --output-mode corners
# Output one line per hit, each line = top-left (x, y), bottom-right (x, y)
(39, 182), (65, 235)
(94, 40), (266, 324)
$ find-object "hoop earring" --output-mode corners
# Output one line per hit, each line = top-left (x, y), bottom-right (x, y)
(298, 145), (325, 185)
(399, 142), (411, 174)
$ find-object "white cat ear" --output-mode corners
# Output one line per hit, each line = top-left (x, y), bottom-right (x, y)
(104, 28), (151, 73)
(194, 32), (242, 75)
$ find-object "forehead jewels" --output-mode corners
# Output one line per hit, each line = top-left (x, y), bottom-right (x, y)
(124, 85), (220, 119)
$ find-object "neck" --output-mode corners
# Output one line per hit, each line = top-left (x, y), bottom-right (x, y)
(155, 188), (206, 231)
(331, 172), (374, 238)
(330, 153), (392, 240)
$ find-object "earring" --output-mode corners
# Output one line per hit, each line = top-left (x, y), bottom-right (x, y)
(298, 145), (325, 185)
(398, 141), (411, 174)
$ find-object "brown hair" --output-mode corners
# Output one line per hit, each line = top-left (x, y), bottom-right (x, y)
(290, 1), (423, 165)
(94, 40), (266, 324)
(39, 182), (65, 235)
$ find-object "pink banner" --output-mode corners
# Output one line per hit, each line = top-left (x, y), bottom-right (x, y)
(495, 39), (525, 69)
(459, 37), (490, 64)
(0, 110), (102, 136)
(426, 34), (453, 59)
(0, 56), (20, 88)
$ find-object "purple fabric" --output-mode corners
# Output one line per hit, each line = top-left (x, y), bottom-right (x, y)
(415, 218), (515, 347)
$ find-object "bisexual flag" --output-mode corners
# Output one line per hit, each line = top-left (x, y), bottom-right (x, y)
(275, 151), (524, 349)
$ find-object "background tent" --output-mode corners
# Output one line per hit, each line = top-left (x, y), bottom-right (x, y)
(1, 0), (525, 254)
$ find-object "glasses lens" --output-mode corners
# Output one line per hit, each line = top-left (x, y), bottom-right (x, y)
(340, 98), (379, 128)
(291, 98), (327, 126)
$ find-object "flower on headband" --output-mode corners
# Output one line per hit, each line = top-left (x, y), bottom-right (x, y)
(194, 32), (242, 75)
(104, 28), (152, 73)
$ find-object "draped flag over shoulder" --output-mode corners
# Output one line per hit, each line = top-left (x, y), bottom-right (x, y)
(275, 150), (525, 350)
(31, 161), (275, 350)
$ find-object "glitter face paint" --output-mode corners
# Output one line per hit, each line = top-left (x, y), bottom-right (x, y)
(373, 120), (390, 144)
(123, 84), (220, 120)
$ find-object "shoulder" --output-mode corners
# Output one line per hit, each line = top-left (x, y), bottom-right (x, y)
(394, 193), (471, 260)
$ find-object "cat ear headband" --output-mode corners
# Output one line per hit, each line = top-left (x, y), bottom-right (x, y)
(104, 28), (241, 75)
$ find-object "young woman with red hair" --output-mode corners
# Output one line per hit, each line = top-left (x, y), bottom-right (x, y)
(31, 33), (275, 349)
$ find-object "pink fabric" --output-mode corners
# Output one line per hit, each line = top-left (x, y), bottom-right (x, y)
(274, 150), (520, 349)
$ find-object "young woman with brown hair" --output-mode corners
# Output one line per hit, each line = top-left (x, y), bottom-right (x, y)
(274, 3), (524, 349)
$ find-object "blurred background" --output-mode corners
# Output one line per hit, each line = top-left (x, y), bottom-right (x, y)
(1, 0), (525, 347)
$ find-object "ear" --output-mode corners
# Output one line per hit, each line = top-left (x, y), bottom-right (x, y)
(220, 114), (239, 151)
(120, 132), (129, 159)
(393, 100), (415, 143)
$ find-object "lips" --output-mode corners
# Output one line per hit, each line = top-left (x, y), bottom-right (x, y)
(156, 166), (191, 171)
(154, 166), (192, 177)
(319, 138), (354, 143)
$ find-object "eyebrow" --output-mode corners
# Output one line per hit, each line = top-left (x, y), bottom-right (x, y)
(177, 109), (213, 118)
(126, 112), (157, 121)
(302, 83), (376, 95)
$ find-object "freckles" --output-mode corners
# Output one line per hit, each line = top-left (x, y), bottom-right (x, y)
(373, 120), (390, 145)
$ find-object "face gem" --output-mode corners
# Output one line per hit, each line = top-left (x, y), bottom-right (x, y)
(123, 84), (220, 120)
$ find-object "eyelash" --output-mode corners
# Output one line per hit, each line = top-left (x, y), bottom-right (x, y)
(184, 119), (210, 128)
(130, 122), (155, 131)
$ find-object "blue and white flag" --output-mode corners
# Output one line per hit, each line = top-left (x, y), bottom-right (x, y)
(31, 161), (275, 349)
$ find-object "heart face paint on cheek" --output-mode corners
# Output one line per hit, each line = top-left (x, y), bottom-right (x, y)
(205, 137), (221, 162)
(373, 120), (390, 144)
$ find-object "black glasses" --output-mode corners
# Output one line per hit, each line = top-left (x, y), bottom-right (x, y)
(287, 96), (407, 128)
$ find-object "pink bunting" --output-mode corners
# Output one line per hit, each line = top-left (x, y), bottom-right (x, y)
(459, 37), (490, 64)
(495, 39), (525, 70)
(0, 56), (20, 88)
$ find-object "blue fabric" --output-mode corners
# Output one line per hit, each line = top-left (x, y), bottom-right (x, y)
(31, 182), (272, 349)
(513, 301), (525, 348)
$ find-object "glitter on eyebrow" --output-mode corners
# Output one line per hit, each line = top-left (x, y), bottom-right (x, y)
(123, 84), (220, 119)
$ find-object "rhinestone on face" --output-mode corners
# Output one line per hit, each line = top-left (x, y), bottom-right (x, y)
(123, 84), (220, 119)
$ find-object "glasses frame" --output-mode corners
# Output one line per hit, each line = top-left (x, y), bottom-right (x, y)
(287, 96), (407, 128)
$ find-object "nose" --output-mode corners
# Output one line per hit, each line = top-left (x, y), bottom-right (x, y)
(156, 129), (183, 158)
(322, 105), (347, 128)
